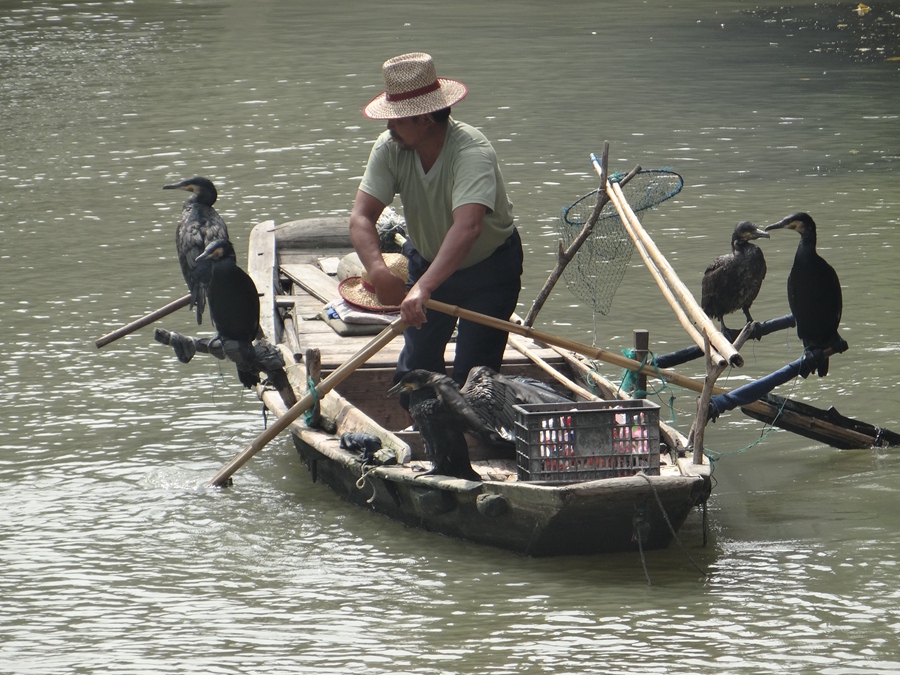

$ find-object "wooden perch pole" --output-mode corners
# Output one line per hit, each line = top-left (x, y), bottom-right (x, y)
(94, 294), (191, 348)
(207, 318), (407, 488)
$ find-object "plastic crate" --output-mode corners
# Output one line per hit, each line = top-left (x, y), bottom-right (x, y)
(514, 399), (661, 483)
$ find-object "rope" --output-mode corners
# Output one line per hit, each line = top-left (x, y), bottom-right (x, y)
(702, 377), (797, 468)
(302, 376), (321, 425)
(583, 352), (683, 424)
(634, 506), (652, 586)
(355, 463), (379, 504)
(638, 472), (709, 578)
(633, 503), (653, 585)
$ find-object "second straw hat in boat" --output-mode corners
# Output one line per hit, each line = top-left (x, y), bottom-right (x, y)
(338, 253), (409, 313)
(363, 52), (468, 120)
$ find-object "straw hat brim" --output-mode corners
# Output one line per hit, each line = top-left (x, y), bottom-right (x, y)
(363, 78), (468, 120)
(337, 252), (408, 313)
(338, 277), (401, 313)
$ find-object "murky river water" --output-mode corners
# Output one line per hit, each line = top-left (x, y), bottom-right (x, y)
(2, 0), (899, 672)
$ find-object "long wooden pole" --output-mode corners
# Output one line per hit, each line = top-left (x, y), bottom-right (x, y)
(425, 299), (772, 416)
(94, 294), (191, 348)
(427, 299), (704, 391)
(602, 176), (727, 367)
(206, 318), (407, 488)
(604, 176), (742, 367)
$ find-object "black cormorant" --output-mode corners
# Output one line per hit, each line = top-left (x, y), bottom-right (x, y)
(163, 176), (230, 324)
(196, 239), (261, 388)
(459, 366), (572, 443)
(765, 212), (845, 376)
(388, 370), (482, 481)
(389, 367), (573, 479)
(701, 220), (770, 339)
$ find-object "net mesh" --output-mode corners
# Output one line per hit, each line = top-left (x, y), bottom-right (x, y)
(558, 169), (683, 315)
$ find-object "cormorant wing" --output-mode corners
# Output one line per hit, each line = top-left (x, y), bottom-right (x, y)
(428, 372), (514, 449)
(460, 367), (570, 444)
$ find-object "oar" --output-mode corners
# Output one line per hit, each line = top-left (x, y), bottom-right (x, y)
(206, 318), (407, 488)
(94, 294), (191, 348)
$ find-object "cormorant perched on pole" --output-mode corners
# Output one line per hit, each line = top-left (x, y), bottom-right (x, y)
(388, 370), (482, 481)
(765, 212), (845, 377)
(163, 176), (230, 325)
(195, 239), (261, 388)
(701, 220), (770, 340)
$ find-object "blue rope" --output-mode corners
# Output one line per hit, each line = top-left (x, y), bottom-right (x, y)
(303, 376), (321, 424)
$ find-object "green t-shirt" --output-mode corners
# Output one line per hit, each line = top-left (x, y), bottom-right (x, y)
(358, 119), (514, 268)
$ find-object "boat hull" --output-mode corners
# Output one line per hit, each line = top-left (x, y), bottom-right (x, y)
(289, 423), (708, 557)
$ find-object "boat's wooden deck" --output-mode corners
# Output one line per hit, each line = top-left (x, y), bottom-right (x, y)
(260, 218), (569, 434)
(278, 243), (563, 372)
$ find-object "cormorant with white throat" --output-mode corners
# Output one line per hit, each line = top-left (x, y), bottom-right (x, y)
(163, 176), (230, 324)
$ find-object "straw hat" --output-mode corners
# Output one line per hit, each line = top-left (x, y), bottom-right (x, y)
(363, 52), (468, 120)
(338, 253), (409, 313)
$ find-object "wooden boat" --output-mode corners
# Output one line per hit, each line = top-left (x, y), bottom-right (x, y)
(244, 217), (712, 557)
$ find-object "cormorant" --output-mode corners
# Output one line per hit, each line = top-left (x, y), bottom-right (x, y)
(163, 176), (230, 325)
(701, 220), (770, 339)
(389, 367), (573, 479)
(765, 212), (845, 376)
(195, 239), (261, 388)
(388, 370), (482, 481)
(459, 366), (572, 443)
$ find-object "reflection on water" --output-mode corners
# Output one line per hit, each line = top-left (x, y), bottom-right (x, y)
(1, 0), (899, 672)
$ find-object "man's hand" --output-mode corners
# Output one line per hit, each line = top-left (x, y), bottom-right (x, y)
(400, 283), (431, 329)
(369, 266), (408, 307)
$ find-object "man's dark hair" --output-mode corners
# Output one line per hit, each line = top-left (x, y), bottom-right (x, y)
(429, 107), (451, 123)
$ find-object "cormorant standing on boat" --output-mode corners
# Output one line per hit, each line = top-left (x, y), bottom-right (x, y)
(163, 176), (230, 325)
(388, 370), (482, 481)
(195, 239), (261, 388)
(765, 212), (845, 377)
(389, 367), (573, 475)
(701, 220), (770, 340)
(459, 366), (572, 443)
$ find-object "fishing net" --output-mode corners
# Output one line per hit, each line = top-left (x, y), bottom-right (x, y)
(558, 169), (683, 315)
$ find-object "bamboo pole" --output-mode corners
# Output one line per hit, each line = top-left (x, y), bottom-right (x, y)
(94, 294), (191, 348)
(428, 299), (702, 392)
(206, 318), (407, 488)
(506, 332), (597, 401)
(692, 322), (759, 463)
(424, 299), (785, 420)
(601, 176), (727, 368)
(604, 177), (742, 367)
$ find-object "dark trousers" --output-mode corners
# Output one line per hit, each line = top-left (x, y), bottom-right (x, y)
(394, 228), (523, 402)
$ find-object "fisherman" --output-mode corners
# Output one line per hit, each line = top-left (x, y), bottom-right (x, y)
(348, 52), (523, 406)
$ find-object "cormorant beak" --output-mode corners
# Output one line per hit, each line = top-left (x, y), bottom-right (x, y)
(162, 180), (195, 193)
(195, 247), (220, 262)
(749, 227), (770, 240)
(765, 217), (797, 233)
(387, 382), (409, 397)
